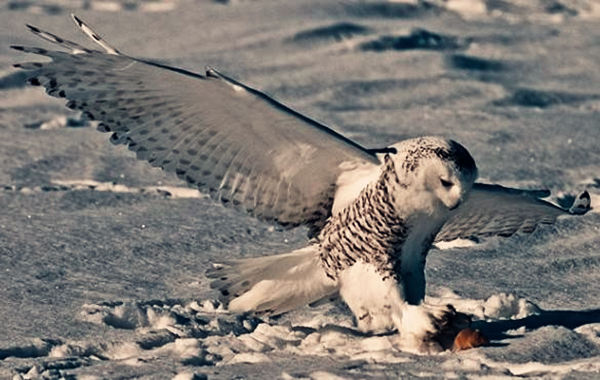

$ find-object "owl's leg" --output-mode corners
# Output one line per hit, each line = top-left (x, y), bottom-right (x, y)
(339, 261), (469, 352)
(338, 262), (404, 333)
(397, 254), (470, 352)
(397, 303), (470, 353)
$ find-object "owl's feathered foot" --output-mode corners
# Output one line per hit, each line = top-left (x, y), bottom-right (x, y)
(422, 304), (471, 351)
(398, 304), (471, 353)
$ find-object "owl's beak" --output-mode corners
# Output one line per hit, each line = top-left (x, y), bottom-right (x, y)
(449, 199), (462, 211)
(447, 184), (469, 211)
(448, 197), (463, 211)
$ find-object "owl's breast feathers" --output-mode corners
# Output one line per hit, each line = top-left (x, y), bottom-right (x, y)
(318, 156), (412, 280)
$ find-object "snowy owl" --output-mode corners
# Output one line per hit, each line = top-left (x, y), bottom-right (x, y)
(13, 16), (591, 352)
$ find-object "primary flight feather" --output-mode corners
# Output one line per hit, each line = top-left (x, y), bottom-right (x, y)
(12, 15), (591, 352)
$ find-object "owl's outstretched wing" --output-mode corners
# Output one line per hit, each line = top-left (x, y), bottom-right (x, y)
(12, 16), (379, 229)
(435, 183), (591, 242)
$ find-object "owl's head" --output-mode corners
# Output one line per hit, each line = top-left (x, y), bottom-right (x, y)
(387, 137), (478, 211)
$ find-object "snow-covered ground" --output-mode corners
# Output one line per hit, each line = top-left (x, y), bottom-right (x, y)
(1, 0), (599, 378)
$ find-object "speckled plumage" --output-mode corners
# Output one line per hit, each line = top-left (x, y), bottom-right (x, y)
(319, 155), (407, 281)
(318, 138), (478, 284)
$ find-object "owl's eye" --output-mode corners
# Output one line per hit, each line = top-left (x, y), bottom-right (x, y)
(440, 178), (453, 188)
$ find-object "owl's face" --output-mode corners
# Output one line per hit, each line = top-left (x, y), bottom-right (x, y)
(390, 137), (478, 212)
(424, 157), (475, 210)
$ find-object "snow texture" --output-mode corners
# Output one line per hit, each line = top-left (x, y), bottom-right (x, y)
(1, 0), (600, 378)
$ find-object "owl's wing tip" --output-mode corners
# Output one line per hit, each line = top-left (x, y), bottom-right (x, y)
(69, 13), (120, 55)
(569, 190), (591, 215)
(71, 13), (84, 27)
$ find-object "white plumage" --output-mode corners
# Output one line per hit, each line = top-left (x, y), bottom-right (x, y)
(12, 16), (591, 352)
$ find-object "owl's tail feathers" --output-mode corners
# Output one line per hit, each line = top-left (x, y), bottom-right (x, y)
(206, 246), (338, 316)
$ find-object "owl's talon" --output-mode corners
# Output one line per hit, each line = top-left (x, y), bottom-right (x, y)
(423, 304), (471, 351)
(398, 304), (471, 353)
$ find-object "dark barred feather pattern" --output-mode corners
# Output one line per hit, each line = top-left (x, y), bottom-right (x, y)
(319, 156), (407, 280)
